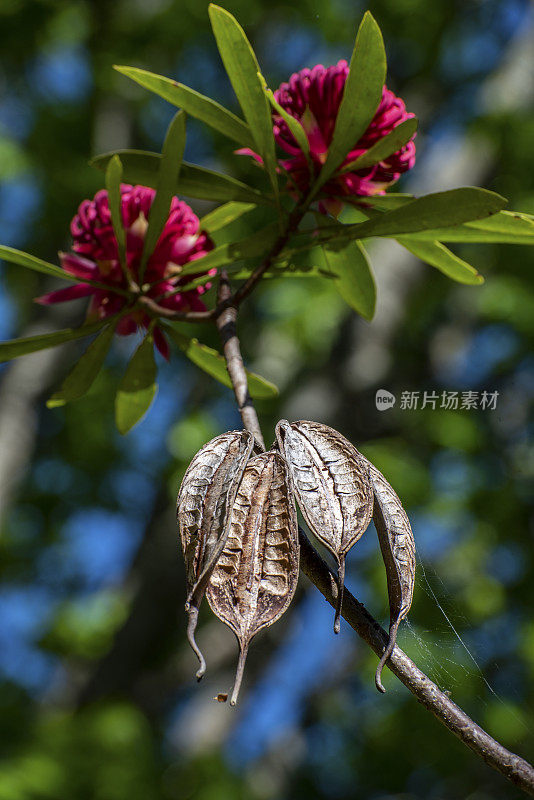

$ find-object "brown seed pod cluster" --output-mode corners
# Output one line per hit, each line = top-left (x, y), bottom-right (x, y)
(177, 420), (416, 702)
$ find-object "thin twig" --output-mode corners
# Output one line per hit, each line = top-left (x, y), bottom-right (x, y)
(216, 272), (265, 450)
(216, 299), (534, 797)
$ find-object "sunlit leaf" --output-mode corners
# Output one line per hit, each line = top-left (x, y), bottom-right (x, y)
(0, 245), (126, 294)
(322, 240), (376, 319)
(91, 150), (272, 206)
(115, 331), (158, 434)
(114, 65), (253, 147)
(139, 111), (186, 280)
(47, 322), (117, 407)
(0, 319), (110, 363)
(360, 194), (414, 210)
(165, 326), (278, 398)
(340, 117), (418, 173)
(209, 4), (279, 202)
(227, 261), (336, 281)
(203, 204), (278, 250)
(317, 12), (386, 190)
(311, 188), (507, 245)
(392, 209), (534, 244)
(200, 202), (257, 234)
(397, 238), (484, 285)
(263, 81), (311, 168)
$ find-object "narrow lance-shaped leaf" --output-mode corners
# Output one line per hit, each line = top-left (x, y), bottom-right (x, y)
(206, 450), (299, 705)
(139, 111), (186, 281)
(262, 78), (312, 170)
(389, 209), (534, 245)
(276, 420), (373, 633)
(313, 188), (508, 244)
(105, 155), (128, 280)
(397, 238), (484, 285)
(209, 4), (279, 203)
(200, 202), (257, 234)
(47, 321), (118, 407)
(115, 330), (158, 434)
(223, 257), (337, 281)
(0, 318), (111, 364)
(357, 194), (414, 210)
(362, 456), (416, 693)
(321, 240), (376, 320)
(114, 65), (253, 148)
(316, 12), (386, 191)
(0, 245), (129, 294)
(340, 116), (418, 173)
(164, 325), (278, 399)
(177, 430), (255, 678)
(91, 150), (273, 206)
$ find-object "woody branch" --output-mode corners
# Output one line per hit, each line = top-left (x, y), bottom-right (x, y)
(215, 273), (534, 798)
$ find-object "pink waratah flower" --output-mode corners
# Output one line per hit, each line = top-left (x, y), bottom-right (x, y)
(35, 185), (215, 359)
(242, 61), (416, 214)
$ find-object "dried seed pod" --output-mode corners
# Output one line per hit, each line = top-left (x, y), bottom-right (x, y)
(276, 420), (373, 633)
(206, 450), (299, 705)
(177, 429), (255, 679)
(364, 458), (416, 693)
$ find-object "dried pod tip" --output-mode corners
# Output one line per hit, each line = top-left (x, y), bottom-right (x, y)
(230, 645), (249, 707)
(333, 557), (346, 635)
(186, 606), (207, 681)
(374, 619), (401, 694)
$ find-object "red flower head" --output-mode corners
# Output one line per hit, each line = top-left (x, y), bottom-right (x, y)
(264, 61), (416, 213)
(36, 185), (215, 358)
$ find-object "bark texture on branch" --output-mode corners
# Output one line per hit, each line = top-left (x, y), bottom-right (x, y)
(216, 273), (266, 450)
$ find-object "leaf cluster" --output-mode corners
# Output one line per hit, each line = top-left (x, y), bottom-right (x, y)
(1, 5), (534, 433)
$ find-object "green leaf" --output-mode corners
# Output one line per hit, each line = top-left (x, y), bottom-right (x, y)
(200, 202), (257, 234)
(0, 246), (73, 283)
(317, 12), (386, 190)
(390, 210), (534, 244)
(115, 331), (158, 434)
(263, 82), (311, 168)
(114, 65), (253, 148)
(165, 326), (278, 398)
(179, 248), (338, 286)
(140, 111), (186, 280)
(47, 322), (117, 407)
(0, 245), (127, 294)
(105, 155), (127, 277)
(397, 238), (483, 285)
(0, 319), (110, 364)
(317, 188), (508, 243)
(228, 261), (336, 281)
(356, 193), (414, 210)
(179, 222), (280, 276)
(322, 240), (376, 319)
(208, 4), (279, 202)
(203, 203), (278, 248)
(91, 150), (272, 206)
(340, 117), (418, 173)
